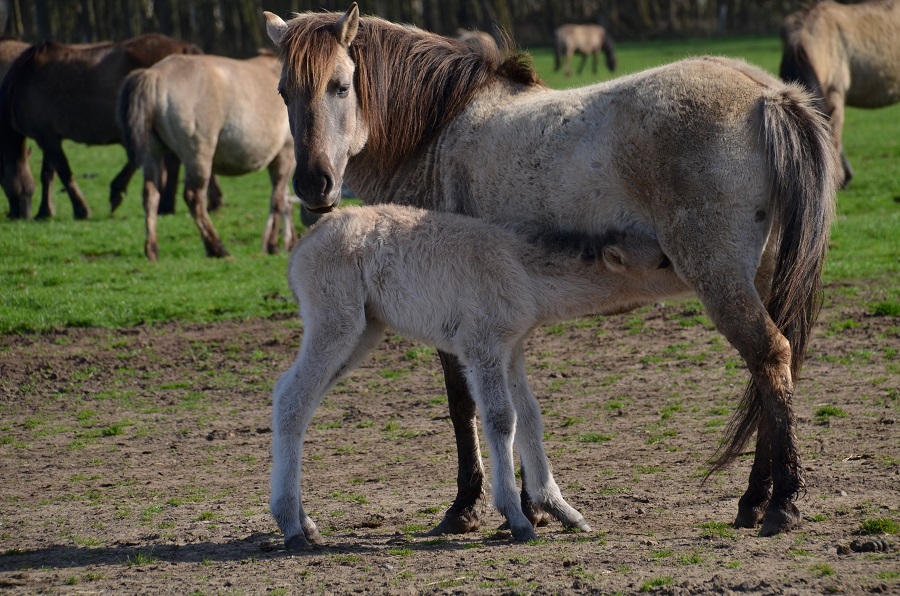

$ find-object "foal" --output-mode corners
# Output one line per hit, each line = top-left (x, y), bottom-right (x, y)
(272, 204), (687, 549)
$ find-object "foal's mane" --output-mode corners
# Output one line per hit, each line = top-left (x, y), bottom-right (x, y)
(277, 11), (544, 170)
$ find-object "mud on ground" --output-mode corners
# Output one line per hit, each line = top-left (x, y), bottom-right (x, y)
(0, 285), (897, 594)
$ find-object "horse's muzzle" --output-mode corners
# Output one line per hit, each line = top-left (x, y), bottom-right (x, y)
(293, 169), (340, 212)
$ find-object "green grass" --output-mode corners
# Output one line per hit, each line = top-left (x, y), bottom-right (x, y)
(1, 37), (897, 333)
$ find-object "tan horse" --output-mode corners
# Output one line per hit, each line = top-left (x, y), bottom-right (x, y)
(273, 203), (686, 547)
(780, 0), (900, 187)
(117, 51), (295, 261)
(554, 23), (616, 76)
(265, 4), (839, 539)
(0, 34), (205, 220)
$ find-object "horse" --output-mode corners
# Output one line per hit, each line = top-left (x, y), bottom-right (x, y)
(553, 23), (616, 77)
(779, 0), (900, 187)
(0, 34), (210, 220)
(272, 203), (686, 548)
(264, 4), (839, 538)
(0, 37), (28, 81)
(117, 51), (295, 261)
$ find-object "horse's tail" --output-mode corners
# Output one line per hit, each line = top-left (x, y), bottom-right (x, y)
(600, 31), (616, 72)
(116, 67), (157, 167)
(709, 83), (839, 475)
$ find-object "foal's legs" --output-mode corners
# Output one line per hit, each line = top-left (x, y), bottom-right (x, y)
(463, 352), (536, 541)
(271, 316), (385, 549)
(508, 345), (590, 532)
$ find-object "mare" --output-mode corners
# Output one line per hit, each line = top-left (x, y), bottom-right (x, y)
(553, 23), (616, 76)
(272, 203), (686, 547)
(0, 34), (210, 220)
(265, 4), (839, 538)
(779, 0), (900, 187)
(117, 51), (295, 261)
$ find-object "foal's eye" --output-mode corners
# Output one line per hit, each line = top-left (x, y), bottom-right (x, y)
(336, 84), (350, 98)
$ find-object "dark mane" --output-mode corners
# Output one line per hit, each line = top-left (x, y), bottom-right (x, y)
(278, 11), (544, 171)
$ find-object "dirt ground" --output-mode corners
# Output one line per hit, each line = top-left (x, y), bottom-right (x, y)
(0, 284), (897, 595)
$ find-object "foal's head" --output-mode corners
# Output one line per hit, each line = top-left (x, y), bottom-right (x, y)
(265, 5), (367, 213)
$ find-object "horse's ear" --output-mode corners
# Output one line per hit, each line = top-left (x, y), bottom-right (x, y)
(602, 245), (627, 273)
(264, 11), (289, 46)
(336, 3), (360, 47)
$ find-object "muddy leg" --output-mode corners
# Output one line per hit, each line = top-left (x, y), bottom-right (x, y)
(183, 171), (228, 258)
(426, 351), (485, 536)
(143, 176), (162, 262)
(262, 146), (296, 254)
(734, 419), (772, 528)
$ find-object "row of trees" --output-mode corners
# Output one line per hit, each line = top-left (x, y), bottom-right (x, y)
(0, 1), (846, 55)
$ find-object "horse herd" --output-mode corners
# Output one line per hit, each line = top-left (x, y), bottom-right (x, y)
(4, 1), (899, 549)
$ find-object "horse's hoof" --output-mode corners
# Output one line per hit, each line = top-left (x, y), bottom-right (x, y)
(759, 503), (801, 537)
(285, 533), (312, 550)
(734, 504), (766, 528)
(426, 507), (480, 536)
(74, 208), (90, 220)
(568, 517), (592, 533)
(510, 524), (539, 542)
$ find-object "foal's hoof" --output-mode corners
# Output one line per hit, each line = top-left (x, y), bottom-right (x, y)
(285, 533), (313, 551)
(759, 503), (801, 537)
(426, 506), (480, 536)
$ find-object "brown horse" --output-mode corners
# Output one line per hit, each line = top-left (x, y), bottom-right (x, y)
(0, 37), (28, 81)
(0, 34), (207, 220)
(553, 23), (616, 76)
(780, 0), (900, 187)
(265, 4), (838, 542)
(117, 51), (295, 261)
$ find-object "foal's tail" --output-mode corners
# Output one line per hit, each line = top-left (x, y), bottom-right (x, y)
(710, 83), (839, 474)
(601, 32), (616, 72)
(116, 68), (157, 167)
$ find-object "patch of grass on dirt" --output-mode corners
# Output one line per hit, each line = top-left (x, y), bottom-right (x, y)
(640, 576), (675, 591)
(815, 406), (849, 423)
(699, 521), (736, 540)
(859, 518), (899, 535)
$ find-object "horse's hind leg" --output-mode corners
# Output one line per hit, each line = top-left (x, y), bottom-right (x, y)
(109, 160), (136, 214)
(262, 146), (296, 254)
(182, 165), (228, 258)
(509, 346), (590, 532)
(426, 351), (486, 536)
(36, 156), (56, 219)
(160, 153), (181, 214)
(271, 316), (384, 549)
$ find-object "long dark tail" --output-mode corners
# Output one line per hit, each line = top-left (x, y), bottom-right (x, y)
(116, 68), (156, 167)
(709, 83), (839, 474)
(601, 33), (616, 72)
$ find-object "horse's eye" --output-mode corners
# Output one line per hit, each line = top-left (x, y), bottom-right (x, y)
(336, 84), (350, 98)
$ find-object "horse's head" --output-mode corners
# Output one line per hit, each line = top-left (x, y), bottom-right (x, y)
(265, 4), (368, 213)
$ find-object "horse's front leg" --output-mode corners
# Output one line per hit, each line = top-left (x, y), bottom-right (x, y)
(39, 139), (90, 219)
(262, 146), (296, 254)
(36, 156), (56, 219)
(426, 351), (485, 536)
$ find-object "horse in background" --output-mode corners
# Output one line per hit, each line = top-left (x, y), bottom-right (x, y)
(553, 23), (616, 76)
(272, 203), (686, 548)
(780, 0), (900, 187)
(265, 4), (839, 539)
(117, 51), (295, 261)
(0, 34), (211, 220)
(0, 37), (28, 81)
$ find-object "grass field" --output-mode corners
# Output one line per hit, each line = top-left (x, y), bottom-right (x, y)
(1, 36), (898, 334)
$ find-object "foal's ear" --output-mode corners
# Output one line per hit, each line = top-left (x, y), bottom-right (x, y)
(336, 3), (360, 47)
(602, 245), (628, 273)
(264, 11), (289, 46)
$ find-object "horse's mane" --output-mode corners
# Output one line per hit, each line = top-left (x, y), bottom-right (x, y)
(778, 4), (827, 113)
(278, 11), (544, 170)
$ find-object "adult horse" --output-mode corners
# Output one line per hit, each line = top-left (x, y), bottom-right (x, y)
(117, 51), (295, 261)
(779, 0), (900, 187)
(554, 23), (616, 76)
(0, 34), (208, 220)
(265, 4), (839, 538)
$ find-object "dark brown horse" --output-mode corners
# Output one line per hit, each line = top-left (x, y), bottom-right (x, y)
(0, 33), (209, 220)
(779, 0), (900, 187)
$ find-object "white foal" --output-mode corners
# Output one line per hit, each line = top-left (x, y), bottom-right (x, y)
(271, 204), (687, 549)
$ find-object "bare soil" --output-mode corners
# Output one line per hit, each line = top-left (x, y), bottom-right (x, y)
(0, 285), (897, 595)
